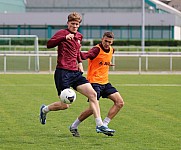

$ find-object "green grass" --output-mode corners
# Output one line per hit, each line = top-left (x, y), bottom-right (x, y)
(0, 74), (181, 150)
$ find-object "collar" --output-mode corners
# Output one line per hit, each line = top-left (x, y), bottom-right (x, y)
(99, 43), (110, 53)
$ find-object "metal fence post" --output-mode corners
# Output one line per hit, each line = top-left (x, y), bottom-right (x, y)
(4, 54), (6, 73)
(139, 55), (142, 74)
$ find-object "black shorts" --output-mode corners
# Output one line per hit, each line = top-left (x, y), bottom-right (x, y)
(54, 68), (89, 96)
(91, 83), (118, 100)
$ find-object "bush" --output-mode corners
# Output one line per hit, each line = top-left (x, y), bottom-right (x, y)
(2, 38), (181, 47)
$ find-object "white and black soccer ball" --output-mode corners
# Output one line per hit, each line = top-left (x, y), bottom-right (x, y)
(60, 88), (76, 104)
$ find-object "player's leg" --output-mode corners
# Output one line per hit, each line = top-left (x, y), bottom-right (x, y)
(71, 82), (103, 126)
(40, 101), (70, 125)
(39, 68), (70, 125)
(70, 83), (101, 136)
(69, 107), (93, 137)
(76, 83), (101, 120)
(71, 107), (93, 128)
(41, 101), (69, 114)
(103, 84), (124, 127)
(76, 83), (115, 134)
(70, 83), (101, 130)
(107, 92), (124, 119)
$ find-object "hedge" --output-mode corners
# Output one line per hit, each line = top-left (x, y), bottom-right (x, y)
(1, 38), (181, 47)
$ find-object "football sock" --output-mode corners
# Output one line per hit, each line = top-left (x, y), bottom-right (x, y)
(71, 118), (81, 129)
(95, 117), (103, 126)
(103, 117), (111, 127)
(43, 106), (49, 113)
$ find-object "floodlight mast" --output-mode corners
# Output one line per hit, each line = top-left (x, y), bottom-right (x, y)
(142, 0), (145, 53)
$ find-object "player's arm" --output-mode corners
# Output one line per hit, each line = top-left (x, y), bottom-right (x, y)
(109, 48), (115, 66)
(78, 62), (84, 73)
(80, 47), (100, 60)
(47, 30), (66, 48)
(77, 47), (84, 72)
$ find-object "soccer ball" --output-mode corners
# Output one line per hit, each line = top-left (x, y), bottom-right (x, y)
(60, 88), (76, 104)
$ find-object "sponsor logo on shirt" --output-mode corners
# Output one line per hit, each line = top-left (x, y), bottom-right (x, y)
(99, 61), (111, 66)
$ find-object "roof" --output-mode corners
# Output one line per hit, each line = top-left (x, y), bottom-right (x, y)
(146, 0), (181, 17)
(0, 0), (26, 13)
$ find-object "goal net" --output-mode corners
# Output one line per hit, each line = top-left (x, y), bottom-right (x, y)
(0, 35), (39, 72)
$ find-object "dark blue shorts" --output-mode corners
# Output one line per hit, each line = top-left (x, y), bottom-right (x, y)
(54, 68), (89, 96)
(91, 83), (118, 100)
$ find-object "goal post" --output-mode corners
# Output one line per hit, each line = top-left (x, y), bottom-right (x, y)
(0, 35), (39, 72)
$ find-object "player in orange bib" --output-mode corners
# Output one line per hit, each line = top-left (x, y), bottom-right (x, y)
(70, 31), (124, 137)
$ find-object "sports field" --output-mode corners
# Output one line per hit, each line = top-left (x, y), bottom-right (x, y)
(0, 74), (180, 150)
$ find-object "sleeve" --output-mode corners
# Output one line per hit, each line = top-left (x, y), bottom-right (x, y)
(77, 33), (83, 63)
(80, 47), (100, 60)
(47, 30), (66, 48)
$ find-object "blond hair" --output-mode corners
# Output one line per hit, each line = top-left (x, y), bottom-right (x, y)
(68, 12), (82, 23)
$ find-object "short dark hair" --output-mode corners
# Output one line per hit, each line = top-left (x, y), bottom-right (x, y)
(103, 31), (114, 39)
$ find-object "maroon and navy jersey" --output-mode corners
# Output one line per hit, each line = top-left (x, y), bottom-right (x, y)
(47, 29), (83, 71)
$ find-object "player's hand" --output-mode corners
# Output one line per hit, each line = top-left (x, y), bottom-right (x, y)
(78, 63), (84, 73)
(109, 64), (115, 66)
(66, 34), (74, 40)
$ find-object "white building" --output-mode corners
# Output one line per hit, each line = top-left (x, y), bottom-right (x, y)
(0, 0), (181, 40)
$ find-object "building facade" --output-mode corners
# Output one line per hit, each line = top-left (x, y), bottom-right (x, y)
(0, 0), (181, 40)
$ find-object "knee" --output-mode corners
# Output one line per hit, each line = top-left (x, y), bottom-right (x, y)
(61, 103), (70, 109)
(115, 98), (124, 109)
(88, 90), (97, 101)
(65, 104), (70, 109)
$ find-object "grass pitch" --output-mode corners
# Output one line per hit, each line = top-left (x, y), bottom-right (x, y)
(0, 74), (180, 150)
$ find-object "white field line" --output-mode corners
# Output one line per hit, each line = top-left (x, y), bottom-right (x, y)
(0, 84), (181, 87)
(115, 84), (181, 87)
(0, 84), (54, 87)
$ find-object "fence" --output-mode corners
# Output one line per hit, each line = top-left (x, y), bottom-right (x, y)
(0, 51), (181, 74)
(0, 35), (39, 71)
(0, 24), (174, 40)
